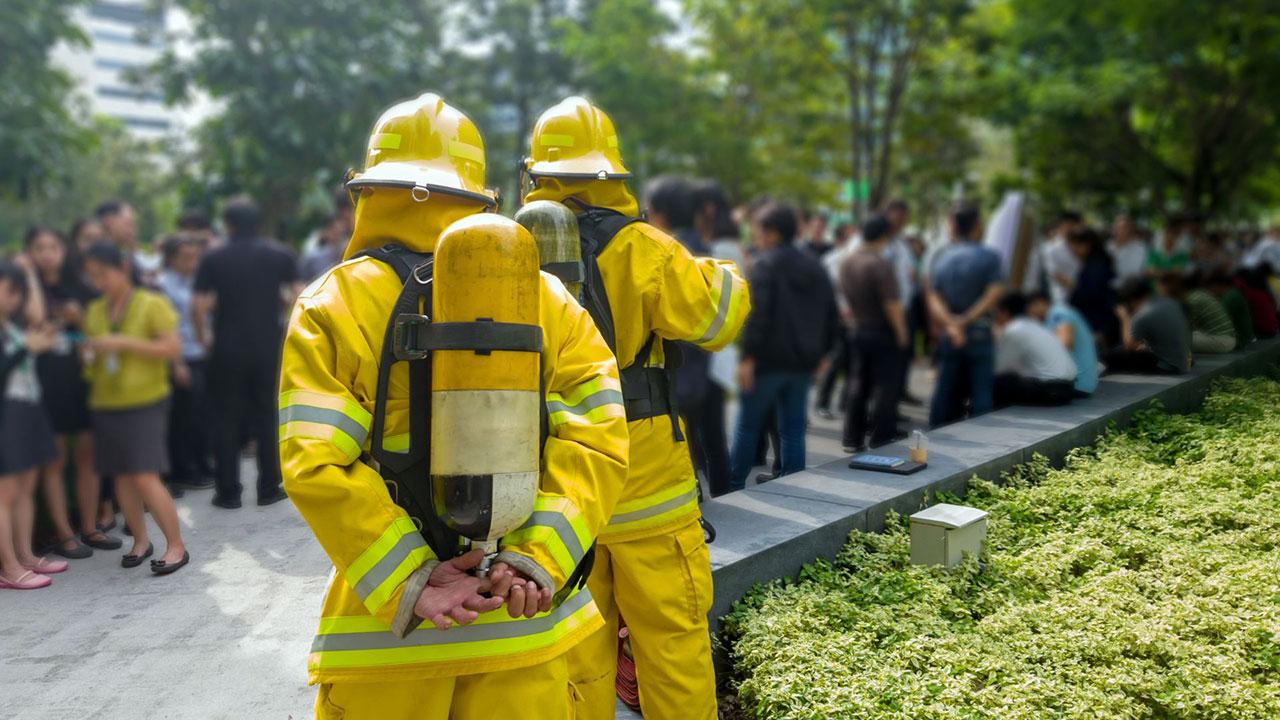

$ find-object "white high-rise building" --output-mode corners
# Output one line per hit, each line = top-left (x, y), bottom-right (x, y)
(52, 1), (205, 140)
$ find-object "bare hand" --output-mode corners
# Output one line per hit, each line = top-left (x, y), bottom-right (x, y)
(414, 549), (503, 630)
(24, 325), (57, 354)
(488, 561), (554, 619)
(89, 335), (128, 354)
(946, 323), (966, 348)
(737, 358), (756, 394)
(173, 361), (192, 389)
(12, 253), (35, 274)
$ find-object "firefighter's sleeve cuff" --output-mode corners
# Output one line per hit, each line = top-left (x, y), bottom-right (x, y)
(391, 560), (438, 638)
(493, 551), (555, 593)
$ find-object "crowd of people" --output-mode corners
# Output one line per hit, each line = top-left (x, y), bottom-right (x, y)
(0, 194), (319, 589)
(3, 177), (1279, 591)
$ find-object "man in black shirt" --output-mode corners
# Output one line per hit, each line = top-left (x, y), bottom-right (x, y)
(193, 196), (300, 508)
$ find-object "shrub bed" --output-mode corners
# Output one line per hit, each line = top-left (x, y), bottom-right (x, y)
(725, 378), (1280, 719)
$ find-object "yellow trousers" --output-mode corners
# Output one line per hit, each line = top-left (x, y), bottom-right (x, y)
(567, 517), (717, 720)
(315, 655), (575, 719)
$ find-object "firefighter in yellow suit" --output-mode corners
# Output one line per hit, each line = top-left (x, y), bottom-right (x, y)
(523, 97), (751, 720)
(280, 93), (629, 719)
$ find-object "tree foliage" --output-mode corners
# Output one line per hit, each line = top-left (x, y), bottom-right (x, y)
(151, 0), (456, 235)
(984, 0), (1280, 221)
(0, 0), (94, 199)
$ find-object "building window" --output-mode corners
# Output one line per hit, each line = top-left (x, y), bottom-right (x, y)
(94, 57), (143, 71)
(97, 86), (164, 103)
(89, 2), (160, 28)
(92, 28), (160, 48)
(118, 115), (171, 132)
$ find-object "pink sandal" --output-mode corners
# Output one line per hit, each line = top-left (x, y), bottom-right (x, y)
(0, 570), (52, 590)
(23, 556), (68, 574)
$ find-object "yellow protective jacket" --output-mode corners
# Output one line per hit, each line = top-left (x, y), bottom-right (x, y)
(280, 193), (629, 684)
(525, 179), (750, 544)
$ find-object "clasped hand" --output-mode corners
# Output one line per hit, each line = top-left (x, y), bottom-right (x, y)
(413, 549), (553, 630)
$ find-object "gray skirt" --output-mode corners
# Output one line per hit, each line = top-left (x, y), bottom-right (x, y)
(92, 399), (170, 476)
(0, 399), (58, 475)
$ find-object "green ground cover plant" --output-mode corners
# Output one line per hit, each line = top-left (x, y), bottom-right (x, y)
(725, 377), (1280, 719)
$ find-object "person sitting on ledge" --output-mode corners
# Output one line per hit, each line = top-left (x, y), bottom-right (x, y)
(1025, 291), (1098, 398)
(992, 292), (1077, 408)
(1160, 271), (1236, 354)
(1104, 277), (1191, 375)
(1202, 270), (1255, 349)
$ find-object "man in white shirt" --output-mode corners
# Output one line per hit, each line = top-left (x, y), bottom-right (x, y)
(815, 221), (856, 418)
(993, 292), (1077, 407)
(1242, 226), (1280, 270)
(1108, 213), (1148, 284)
(1041, 211), (1083, 305)
(883, 199), (921, 405)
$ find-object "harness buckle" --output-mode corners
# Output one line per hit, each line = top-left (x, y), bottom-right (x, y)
(392, 313), (432, 361)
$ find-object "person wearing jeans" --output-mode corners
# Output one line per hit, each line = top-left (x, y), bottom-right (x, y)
(840, 216), (909, 451)
(730, 203), (838, 491)
(927, 204), (1005, 428)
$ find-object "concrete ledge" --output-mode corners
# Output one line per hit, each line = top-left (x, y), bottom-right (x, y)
(705, 338), (1280, 624)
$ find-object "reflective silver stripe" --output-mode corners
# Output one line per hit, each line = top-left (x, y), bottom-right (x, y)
(352, 532), (428, 601)
(693, 267), (733, 345)
(546, 388), (624, 417)
(311, 587), (594, 652)
(608, 486), (698, 526)
(515, 511), (585, 565)
(279, 405), (369, 447)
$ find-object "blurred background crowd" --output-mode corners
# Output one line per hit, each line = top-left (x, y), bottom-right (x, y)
(3, 0), (1280, 591)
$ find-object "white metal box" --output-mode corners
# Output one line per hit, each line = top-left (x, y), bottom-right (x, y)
(909, 503), (988, 567)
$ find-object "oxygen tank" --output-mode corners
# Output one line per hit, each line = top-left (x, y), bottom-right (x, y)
(430, 214), (542, 567)
(515, 200), (583, 298)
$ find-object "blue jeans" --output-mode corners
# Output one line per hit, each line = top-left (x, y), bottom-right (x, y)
(928, 325), (995, 428)
(729, 372), (811, 491)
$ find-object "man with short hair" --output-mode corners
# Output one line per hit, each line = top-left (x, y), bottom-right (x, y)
(193, 195), (300, 508)
(731, 202), (838, 489)
(96, 200), (155, 285)
(883, 198), (922, 406)
(927, 204), (1005, 426)
(1026, 291), (1098, 397)
(1042, 210), (1084, 304)
(839, 215), (908, 451)
(814, 221), (856, 419)
(1104, 277), (1191, 374)
(993, 292), (1077, 407)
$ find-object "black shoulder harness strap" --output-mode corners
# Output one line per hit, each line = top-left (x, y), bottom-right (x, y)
(356, 244), (596, 591)
(574, 206), (684, 442)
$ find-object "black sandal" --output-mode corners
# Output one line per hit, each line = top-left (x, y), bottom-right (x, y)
(150, 550), (190, 576)
(122, 544), (153, 568)
(82, 531), (123, 551)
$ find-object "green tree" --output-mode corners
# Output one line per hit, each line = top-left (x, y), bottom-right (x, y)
(152, 0), (454, 239)
(689, 0), (973, 216)
(984, 0), (1280, 220)
(0, 0), (93, 199)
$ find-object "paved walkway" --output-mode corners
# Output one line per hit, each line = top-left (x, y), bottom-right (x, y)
(1, 367), (932, 720)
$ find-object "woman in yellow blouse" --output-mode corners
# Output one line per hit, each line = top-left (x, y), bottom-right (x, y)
(82, 244), (189, 575)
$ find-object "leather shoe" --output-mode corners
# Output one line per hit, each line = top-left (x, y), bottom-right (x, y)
(257, 489), (288, 507)
(211, 495), (242, 510)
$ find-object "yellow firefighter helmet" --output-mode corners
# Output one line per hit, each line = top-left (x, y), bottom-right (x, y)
(524, 96), (631, 181)
(347, 92), (497, 207)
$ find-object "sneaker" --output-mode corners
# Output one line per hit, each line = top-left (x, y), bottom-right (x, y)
(176, 476), (216, 490)
(843, 444), (868, 455)
(814, 407), (835, 420)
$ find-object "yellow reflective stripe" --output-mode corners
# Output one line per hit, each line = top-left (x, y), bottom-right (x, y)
(310, 587), (598, 668)
(690, 265), (740, 347)
(382, 432), (410, 453)
(280, 390), (372, 426)
(501, 525), (576, 579)
(373, 132), (401, 150)
(603, 479), (699, 536)
(540, 133), (576, 148)
(546, 376), (624, 430)
(344, 517), (432, 612)
(448, 140), (483, 163)
(279, 422), (362, 461)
